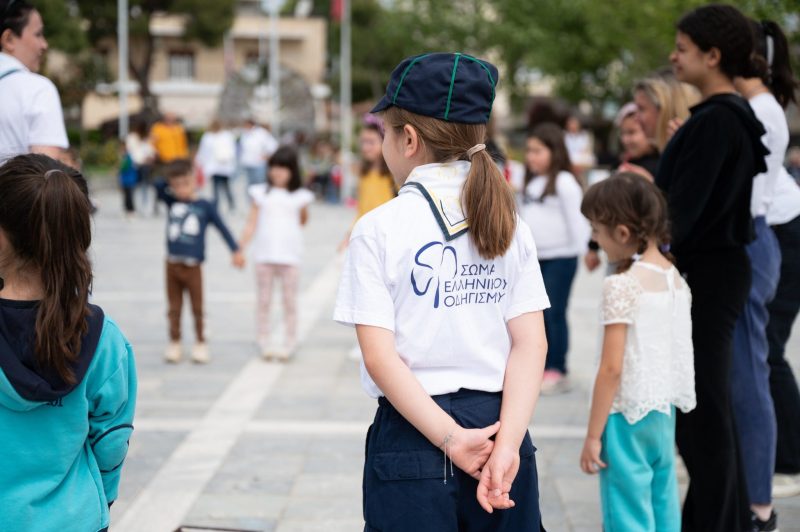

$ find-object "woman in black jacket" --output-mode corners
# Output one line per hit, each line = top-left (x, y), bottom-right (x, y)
(656, 5), (769, 532)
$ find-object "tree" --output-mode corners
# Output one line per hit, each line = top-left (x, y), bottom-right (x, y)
(395, 0), (798, 113)
(73, 0), (236, 114)
(37, 0), (86, 54)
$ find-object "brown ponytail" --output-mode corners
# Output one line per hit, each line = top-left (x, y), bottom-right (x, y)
(382, 106), (516, 259)
(0, 154), (93, 385)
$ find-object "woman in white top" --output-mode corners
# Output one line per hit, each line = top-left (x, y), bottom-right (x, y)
(239, 146), (314, 360)
(334, 52), (550, 531)
(521, 123), (589, 394)
(0, 0), (68, 163)
(732, 17), (800, 513)
(239, 118), (279, 201)
(579, 173), (695, 532)
(196, 120), (238, 213)
(125, 119), (155, 213)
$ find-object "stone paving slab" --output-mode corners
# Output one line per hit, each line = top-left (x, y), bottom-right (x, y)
(87, 182), (800, 531)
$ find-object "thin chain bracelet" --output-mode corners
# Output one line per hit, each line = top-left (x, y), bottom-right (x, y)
(440, 431), (455, 484)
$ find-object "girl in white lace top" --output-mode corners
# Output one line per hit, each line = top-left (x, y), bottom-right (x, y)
(578, 173), (696, 531)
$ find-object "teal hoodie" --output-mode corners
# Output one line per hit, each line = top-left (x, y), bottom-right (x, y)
(0, 300), (137, 532)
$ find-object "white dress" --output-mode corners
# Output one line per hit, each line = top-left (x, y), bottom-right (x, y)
(600, 261), (696, 424)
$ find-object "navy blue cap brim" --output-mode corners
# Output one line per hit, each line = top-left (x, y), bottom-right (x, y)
(370, 94), (392, 114)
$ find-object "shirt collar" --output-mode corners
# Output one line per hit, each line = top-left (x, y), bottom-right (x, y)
(400, 161), (471, 241)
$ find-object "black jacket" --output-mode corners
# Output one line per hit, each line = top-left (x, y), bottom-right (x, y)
(656, 93), (768, 257)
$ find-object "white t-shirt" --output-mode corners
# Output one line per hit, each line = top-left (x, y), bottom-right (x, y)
(767, 168), (800, 226)
(749, 92), (789, 218)
(248, 184), (314, 265)
(334, 161), (551, 398)
(240, 126), (278, 168)
(0, 52), (68, 163)
(520, 171), (590, 259)
(196, 130), (237, 177)
(600, 262), (696, 424)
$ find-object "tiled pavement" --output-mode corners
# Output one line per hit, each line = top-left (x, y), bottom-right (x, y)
(88, 181), (800, 531)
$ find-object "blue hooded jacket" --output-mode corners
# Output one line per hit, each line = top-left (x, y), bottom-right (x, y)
(0, 300), (137, 532)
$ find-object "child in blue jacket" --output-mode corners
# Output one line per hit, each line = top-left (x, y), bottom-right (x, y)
(0, 154), (137, 532)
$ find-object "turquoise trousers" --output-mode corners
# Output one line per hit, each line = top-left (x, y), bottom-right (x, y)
(600, 409), (680, 532)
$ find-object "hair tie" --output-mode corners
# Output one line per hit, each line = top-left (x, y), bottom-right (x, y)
(43, 169), (62, 180)
(765, 34), (775, 68)
(760, 21), (775, 68)
(466, 143), (486, 159)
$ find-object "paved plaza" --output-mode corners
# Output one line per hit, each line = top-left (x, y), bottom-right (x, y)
(88, 182), (800, 531)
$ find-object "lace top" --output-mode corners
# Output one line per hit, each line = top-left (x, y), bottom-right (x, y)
(600, 261), (696, 424)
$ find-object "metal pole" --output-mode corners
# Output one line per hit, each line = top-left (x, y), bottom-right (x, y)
(340, 0), (353, 200)
(269, 1), (280, 137)
(118, 0), (129, 139)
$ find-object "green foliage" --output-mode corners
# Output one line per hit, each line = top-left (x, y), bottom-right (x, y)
(396, 0), (799, 109)
(36, 0), (86, 54)
(80, 138), (121, 169)
(39, 0), (800, 116)
(73, 0), (236, 45)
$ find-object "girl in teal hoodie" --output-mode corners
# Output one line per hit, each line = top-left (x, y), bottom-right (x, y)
(0, 154), (137, 532)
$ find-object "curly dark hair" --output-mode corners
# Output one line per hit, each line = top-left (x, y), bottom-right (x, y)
(676, 4), (756, 80)
(581, 172), (674, 273)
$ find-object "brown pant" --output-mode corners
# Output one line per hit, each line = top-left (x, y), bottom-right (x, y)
(166, 262), (204, 342)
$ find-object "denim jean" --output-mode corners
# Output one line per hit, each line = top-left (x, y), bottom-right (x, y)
(539, 257), (578, 374)
(766, 215), (800, 474)
(243, 164), (266, 202)
(731, 216), (781, 504)
(212, 174), (235, 213)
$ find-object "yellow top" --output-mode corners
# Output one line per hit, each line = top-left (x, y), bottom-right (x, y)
(150, 122), (189, 163)
(357, 170), (395, 219)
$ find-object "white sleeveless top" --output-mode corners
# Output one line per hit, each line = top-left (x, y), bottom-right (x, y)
(600, 261), (696, 424)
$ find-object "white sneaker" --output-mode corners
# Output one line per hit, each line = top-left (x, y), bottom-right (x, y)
(275, 343), (295, 362)
(773, 473), (800, 498)
(164, 341), (182, 363)
(191, 342), (210, 364)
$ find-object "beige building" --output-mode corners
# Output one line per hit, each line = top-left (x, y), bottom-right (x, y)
(83, 6), (328, 131)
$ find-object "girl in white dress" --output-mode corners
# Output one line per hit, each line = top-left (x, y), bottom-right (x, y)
(578, 173), (696, 532)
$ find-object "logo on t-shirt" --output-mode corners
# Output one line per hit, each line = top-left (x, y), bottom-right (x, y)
(411, 241), (508, 309)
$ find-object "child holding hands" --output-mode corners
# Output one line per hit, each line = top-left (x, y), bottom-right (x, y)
(156, 159), (244, 364)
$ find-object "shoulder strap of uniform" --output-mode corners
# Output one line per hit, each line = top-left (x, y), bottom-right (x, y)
(0, 68), (21, 82)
